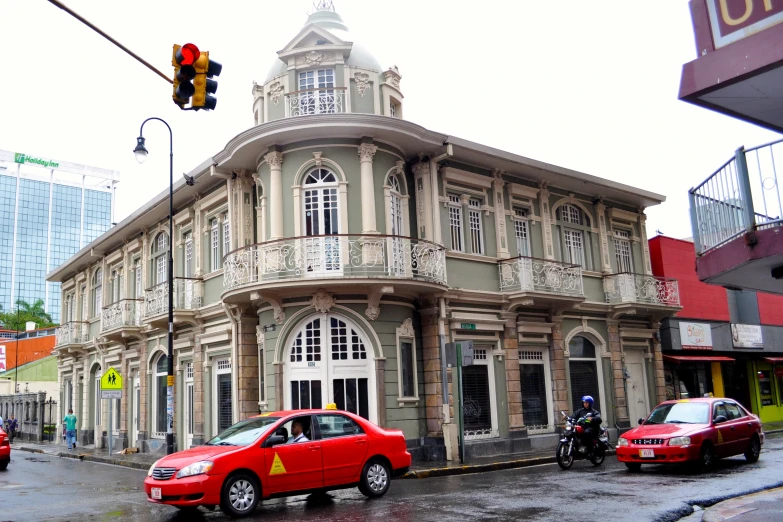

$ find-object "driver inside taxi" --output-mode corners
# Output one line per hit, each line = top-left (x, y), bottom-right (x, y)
(287, 420), (309, 443)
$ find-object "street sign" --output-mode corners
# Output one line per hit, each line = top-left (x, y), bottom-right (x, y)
(101, 390), (122, 399)
(100, 367), (123, 390)
(460, 323), (477, 330)
(445, 340), (474, 367)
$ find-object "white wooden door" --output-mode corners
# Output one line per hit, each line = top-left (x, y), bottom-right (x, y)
(625, 349), (650, 426)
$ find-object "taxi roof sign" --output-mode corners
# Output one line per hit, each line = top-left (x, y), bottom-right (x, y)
(101, 367), (123, 390)
(326, 403), (337, 410)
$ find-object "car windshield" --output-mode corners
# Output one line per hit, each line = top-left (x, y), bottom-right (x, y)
(205, 417), (280, 446)
(644, 402), (709, 425)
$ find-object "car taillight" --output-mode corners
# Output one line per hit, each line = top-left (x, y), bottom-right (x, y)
(0, 439), (8, 447)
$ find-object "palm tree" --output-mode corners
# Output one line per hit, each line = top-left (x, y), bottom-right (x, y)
(13, 299), (55, 327)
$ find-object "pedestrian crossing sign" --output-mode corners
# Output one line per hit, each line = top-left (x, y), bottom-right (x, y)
(101, 367), (123, 390)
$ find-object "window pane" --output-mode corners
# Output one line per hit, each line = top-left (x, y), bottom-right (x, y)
(156, 374), (167, 432)
(520, 363), (548, 427)
(569, 361), (600, 413)
(217, 373), (232, 432)
(401, 341), (415, 397)
(568, 336), (596, 358)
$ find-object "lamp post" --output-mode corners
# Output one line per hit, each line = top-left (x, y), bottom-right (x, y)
(133, 117), (175, 455)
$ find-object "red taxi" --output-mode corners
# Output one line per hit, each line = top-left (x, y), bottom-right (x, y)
(144, 407), (411, 517)
(616, 398), (763, 472)
(0, 427), (9, 470)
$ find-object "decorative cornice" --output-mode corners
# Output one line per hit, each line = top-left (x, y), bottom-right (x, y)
(398, 317), (414, 337)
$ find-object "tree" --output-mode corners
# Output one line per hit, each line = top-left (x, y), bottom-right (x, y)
(0, 299), (58, 331)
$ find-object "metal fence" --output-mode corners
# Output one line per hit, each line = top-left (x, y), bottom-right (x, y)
(0, 392), (54, 442)
(689, 138), (783, 254)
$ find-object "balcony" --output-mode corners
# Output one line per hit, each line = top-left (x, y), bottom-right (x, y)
(54, 321), (89, 352)
(286, 88), (347, 117)
(143, 278), (203, 327)
(222, 235), (447, 300)
(603, 273), (680, 307)
(498, 256), (584, 302)
(689, 139), (783, 293)
(100, 299), (143, 341)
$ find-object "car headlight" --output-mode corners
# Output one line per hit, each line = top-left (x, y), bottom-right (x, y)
(176, 460), (214, 479)
(668, 436), (691, 447)
(617, 437), (629, 447)
(148, 459), (161, 477)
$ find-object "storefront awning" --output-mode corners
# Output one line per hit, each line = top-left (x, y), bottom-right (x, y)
(664, 355), (735, 364)
(763, 357), (783, 364)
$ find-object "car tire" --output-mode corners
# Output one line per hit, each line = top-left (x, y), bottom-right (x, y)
(744, 436), (761, 463)
(358, 459), (391, 498)
(220, 473), (260, 518)
(696, 443), (714, 472)
(625, 462), (642, 472)
(0, 460), (8, 471)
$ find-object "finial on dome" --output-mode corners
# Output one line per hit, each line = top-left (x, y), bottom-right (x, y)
(314, 0), (335, 11)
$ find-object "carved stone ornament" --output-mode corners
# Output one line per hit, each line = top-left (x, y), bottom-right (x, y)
(311, 289), (336, 313)
(366, 285), (393, 320)
(313, 151), (323, 167)
(354, 72), (370, 97)
(399, 318), (414, 337)
(252, 81), (264, 100)
(268, 81), (284, 105)
(358, 143), (378, 162)
(256, 326), (265, 346)
(305, 50), (323, 66)
(264, 151), (283, 168)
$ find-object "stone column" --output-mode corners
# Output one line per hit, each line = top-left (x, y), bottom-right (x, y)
(138, 340), (148, 445)
(420, 308), (443, 436)
(265, 151), (284, 239)
(192, 335), (205, 445)
(539, 183), (555, 260)
(607, 320), (629, 423)
(502, 313), (524, 431)
(274, 362), (285, 411)
(375, 359), (386, 427)
(237, 315), (260, 420)
(493, 171), (509, 258)
(202, 362), (212, 439)
(358, 143), (379, 234)
(652, 322), (666, 404)
(550, 317), (569, 416)
(595, 200), (612, 273)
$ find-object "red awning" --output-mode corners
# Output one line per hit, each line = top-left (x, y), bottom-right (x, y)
(763, 358), (783, 364)
(664, 355), (735, 363)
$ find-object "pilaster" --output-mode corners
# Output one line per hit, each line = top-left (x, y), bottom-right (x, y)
(237, 315), (260, 420)
(595, 201), (612, 273)
(607, 320), (629, 422)
(639, 211), (652, 275)
(192, 335), (205, 445)
(412, 162), (434, 241)
(420, 308), (443, 436)
(550, 317), (569, 415)
(652, 321), (666, 404)
(358, 143), (379, 234)
(539, 183), (554, 260)
(493, 171), (509, 258)
(502, 313), (524, 430)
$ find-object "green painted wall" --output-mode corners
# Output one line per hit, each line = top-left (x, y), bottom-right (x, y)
(350, 82), (374, 114)
(203, 275), (224, 306)
(1, 355), (58, 381)
(446, 258), (499, 292)
(582, 275), (605, 303)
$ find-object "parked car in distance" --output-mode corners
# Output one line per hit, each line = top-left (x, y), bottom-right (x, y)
(144, 407), (411, 518)
(0, 427), (9, 470)
(616, 397), (763, 472)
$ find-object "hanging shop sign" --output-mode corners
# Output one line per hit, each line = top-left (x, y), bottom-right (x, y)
(679, 322), (713, 350)
(731, 324), (763, 349)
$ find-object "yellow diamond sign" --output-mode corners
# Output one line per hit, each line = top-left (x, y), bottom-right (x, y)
(101, 367), (123, 390)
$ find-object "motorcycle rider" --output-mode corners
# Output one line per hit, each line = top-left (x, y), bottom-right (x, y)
(572, 395), (602, 455)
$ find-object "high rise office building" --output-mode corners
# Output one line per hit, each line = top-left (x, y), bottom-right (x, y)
(0, 149), (119, 323)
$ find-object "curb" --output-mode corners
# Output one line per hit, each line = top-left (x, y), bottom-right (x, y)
(17, 446), (151, 471)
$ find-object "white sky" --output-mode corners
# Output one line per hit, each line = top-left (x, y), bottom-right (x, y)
(1, 0), (779, 239)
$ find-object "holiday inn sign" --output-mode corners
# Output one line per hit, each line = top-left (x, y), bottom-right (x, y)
(14, 152), (59, 168)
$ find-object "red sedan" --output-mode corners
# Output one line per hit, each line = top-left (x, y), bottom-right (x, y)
(143, 407), (411, 517)
(616, 398), (764, 472)
(0, 427), (9, 470)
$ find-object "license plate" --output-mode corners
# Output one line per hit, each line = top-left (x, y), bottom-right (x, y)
(639, 449), (655, 458)
(151, 488), (162, 500)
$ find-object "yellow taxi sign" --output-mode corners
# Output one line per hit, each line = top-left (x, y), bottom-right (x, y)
(326, 403), (337, 410)
(100, 367), (123, 390)
(269, 453), (287, 475)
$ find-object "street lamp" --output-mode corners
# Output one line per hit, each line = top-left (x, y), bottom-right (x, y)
(134, 117), (175, 455)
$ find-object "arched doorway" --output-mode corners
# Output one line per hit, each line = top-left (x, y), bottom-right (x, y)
(285, 313), (376, 423)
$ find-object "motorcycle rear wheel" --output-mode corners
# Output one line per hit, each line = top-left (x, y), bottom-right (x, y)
(556, 441), (574, 470)
(590, 446), (605, 466)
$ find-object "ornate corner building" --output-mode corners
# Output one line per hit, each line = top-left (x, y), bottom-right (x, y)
(48, 3), (679, 459)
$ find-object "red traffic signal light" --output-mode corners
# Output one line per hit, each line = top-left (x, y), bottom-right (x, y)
(175, 43), (200, 66)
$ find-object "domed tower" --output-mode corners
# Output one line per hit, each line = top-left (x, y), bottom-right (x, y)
(251, 1), (403, 124)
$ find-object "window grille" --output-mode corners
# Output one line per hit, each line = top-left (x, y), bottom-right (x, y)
(614, 229), (632, 273)
(474, 348), (488, 360)
(519, 350), (543, 361)
(514, 209), (530, 257)
(186, 362), (194, 380)
(211, 220), (220, 271)
(223, 213), (230, 258)
(217, 359), (231, 370)
(448, 195), (463, 252)
(561, 204), (581, 225)
(564, 229), (584, 267)
(184, 233), (193, 277)
(468, 198), (484, 254)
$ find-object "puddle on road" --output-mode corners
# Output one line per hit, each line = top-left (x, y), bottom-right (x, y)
(24, 457), (51, 463)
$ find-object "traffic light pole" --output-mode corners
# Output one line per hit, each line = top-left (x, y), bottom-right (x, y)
(136, 117), (175, 455)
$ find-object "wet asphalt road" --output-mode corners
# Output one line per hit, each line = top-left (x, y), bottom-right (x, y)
(2, 434), (783, 522)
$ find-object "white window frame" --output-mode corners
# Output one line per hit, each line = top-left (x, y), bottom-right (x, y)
(223, 212), (230, 259)
(468, 198), (485, 255)
(185, 361), (194, 447)
(92, 268), (103, 318)
(448, 195), (464, 252)
(134, 259), (142, 298)
(210, 219), (220, 271)
(518, 347), (554, 434)
(258, 340), (266, 405)
(614, 229), (633, 273)
(152, 233), (169, 285)
(563, 228), (585, 267)
(561, 204), (582, 225)
(213, 357), (233, 437)
(152, 354), (168, 439)
(81, 285), (87, 321)
(396, 321), (419, 403)
(456, 339), (499, 440)
(513, 208), (531, 258)
(184, 231), (194, 278)
(567, 336), (607, 421)
(94, 374), (101, 426)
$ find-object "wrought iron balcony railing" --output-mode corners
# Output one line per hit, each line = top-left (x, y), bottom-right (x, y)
(603, 273), (680, 306)
(55, 321), (89, 346)
(223, 235), (447, 291)
(101, 299), (143, 332)
(498, 256), (584, 297)
(689, 138), (783, 254)
(286, 87), (347, 117)
(143, 278), (203, 318)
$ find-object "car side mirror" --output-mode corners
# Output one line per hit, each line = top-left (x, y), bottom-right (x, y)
(263, 435), (286, 448)
(275, 427), (287, 436)
(638, 418), (645, 426)
(713, 415), (728, 424)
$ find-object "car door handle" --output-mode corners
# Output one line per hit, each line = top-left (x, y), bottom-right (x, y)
(355, 439), (367, 445)
(747, 423), (753, 427)
(308, 445), (321, 451)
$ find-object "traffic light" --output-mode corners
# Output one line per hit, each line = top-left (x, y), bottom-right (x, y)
(172, 43), (200, 108)
(192, 52), (222, 110)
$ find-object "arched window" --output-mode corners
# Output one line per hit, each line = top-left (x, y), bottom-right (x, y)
(568, 336), (601, 413)
(92, 268), (103, 317)
(154, 354), (168, 437)
(303, 168), (340, 274)
(151, 233), (169, 285)
(556, 204), (594, 269)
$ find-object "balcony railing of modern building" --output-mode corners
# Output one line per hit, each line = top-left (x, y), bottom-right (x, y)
(603, 272), (680, 307)
(689, 138), (783, 255)
(143, 278), (203, 319)
(100, 299), (143, 334)
(497, 256), (584, 298)
(285, 88), (347, 117)
(222, 234), (448, 294)
(54, 321), (89, 348)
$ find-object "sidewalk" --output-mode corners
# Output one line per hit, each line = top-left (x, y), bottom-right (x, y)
(13, 421), (783, 480)
(681, 487), (783, 522)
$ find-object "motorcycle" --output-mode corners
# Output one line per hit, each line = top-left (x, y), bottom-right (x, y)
(556, 411), (612, 470)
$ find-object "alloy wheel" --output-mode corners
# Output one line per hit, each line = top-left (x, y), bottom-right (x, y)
(367, 463), (388, 492)
(229, 479), (256, 512)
